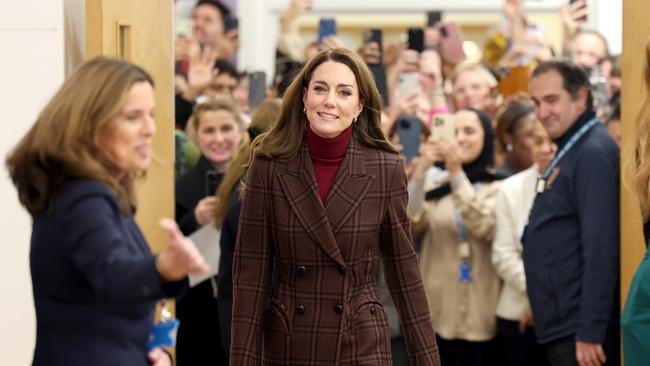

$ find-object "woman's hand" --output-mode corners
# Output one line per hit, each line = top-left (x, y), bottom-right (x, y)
(147, 347), (171, 366)
(436, 139), (463, 178)
(194, 196), (218, 226)
(412, 141), (441, 180)
(156, 218), (210, 282)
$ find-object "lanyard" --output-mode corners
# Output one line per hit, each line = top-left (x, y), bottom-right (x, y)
(537, 117), (599, 193)
(454, 182), (481, 251)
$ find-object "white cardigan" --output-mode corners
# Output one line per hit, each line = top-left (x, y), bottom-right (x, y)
(491, 165), (540, 321)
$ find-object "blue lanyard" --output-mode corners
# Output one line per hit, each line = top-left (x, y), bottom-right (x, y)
(541, 118), (599, 180)
(454, 182), (481, 243)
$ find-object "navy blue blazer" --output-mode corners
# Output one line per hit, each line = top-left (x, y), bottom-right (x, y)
(30, 180), (185, 366)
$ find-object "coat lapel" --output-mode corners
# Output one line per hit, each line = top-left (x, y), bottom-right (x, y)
(277, 144), (345, 265)
(324, 138), (375, 235)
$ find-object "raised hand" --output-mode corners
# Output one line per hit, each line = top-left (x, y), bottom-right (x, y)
(156, 218), (210, 282)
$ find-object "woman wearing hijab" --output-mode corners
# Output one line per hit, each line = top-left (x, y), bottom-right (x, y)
(407, 108), (502, 366)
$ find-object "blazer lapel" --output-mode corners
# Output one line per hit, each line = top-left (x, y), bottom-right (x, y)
(324, 138), (375, 235)
(277, 144), (345, 266)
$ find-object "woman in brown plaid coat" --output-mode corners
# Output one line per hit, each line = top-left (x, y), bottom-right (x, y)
(229, 48), (440, 365)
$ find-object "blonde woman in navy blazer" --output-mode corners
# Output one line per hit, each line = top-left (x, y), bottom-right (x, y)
(6, 57), (209, 366)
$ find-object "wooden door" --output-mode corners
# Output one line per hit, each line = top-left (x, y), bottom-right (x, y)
(85, 0), (174, 253)
(621, 0), (649, 363)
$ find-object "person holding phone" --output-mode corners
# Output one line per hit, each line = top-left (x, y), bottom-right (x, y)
(174, 96), (245, 365)
(407, 109), (502, 366)
(6, 56), (209, 366)
(230, 48), (440, 365)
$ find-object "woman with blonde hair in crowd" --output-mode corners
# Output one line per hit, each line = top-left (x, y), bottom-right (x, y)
(230, 48), (440, 365)
(174, 95), (245, 365)
(622, 39), (650, 366)
(213, 97), (282, 356)
(6, 56), (208, 366)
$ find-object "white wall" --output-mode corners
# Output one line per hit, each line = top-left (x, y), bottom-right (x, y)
(0, 0), (64, 363)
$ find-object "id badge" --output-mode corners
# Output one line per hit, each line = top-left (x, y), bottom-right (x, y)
(459, 262), (472, 284)
(458, 242), (470, 258)
(147, 300), (179, 350)
(147, 319), (180, 350)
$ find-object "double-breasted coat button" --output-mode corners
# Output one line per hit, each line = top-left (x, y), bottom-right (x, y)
(369, 306), (377, 315)
(334, 304), (343, 314)
(296, 265), (306, 275)
(296, 305), (305, 314)
(337, 265), (346, 275)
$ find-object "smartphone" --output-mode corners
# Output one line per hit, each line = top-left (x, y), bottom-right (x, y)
(369, 64), (389, 107)
(498, 66), (529, 98)
(397, 116), (422, 161)
(430, 114), (456, 141)
(362, 28), (383, 64)
(398, 72), (419, 97)
(427, 11), (442, 27)
(407, 28), (424, 53)
(205, 171), (220, 197)
(175, 18), (193, 38)
(438, 22), (465, 64)
(318, 18), (337, 44)
(248, 71), (267, 109)
(569, 0), (588, 21)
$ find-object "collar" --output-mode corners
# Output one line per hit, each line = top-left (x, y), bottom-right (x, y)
(554, 108), (596, 150)
(305, 124), (353, 161)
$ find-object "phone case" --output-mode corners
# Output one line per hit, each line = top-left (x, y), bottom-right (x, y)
(398, 72), (419, 97)
(318, 18), (337, 44)
(248, 71), (267, 109)
(397, 116), (422, 161)
(430, 114), (456, 141)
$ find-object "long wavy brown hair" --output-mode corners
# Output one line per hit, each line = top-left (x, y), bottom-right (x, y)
(6, 57), (153, 216)
(248, 48), (396, 166)
(212, 98), (282, 229)
(635, 40), (650, 220)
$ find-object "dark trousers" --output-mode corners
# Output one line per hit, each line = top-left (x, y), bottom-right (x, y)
(390, 336), (410, 366)
(436, 334), (501, 366)
(543, 329), (620, 366)
(176, 279), (228, 366)
(497, 317), (547, 366)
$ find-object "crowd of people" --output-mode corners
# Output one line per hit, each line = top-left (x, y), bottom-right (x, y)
(8, 0), (645, 365)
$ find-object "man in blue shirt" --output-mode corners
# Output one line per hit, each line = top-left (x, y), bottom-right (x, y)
(524, 60), (619, 366)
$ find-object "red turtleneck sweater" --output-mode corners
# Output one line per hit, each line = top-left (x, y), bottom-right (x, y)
(305, 124), (353, 203)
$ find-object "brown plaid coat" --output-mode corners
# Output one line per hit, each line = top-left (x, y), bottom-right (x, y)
(230, 138), (440, 365)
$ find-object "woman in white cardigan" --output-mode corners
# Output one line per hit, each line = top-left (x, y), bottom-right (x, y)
(491, 120), (556, 366)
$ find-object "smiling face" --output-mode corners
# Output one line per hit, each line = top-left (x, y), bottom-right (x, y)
(529, 69), (587, 139)
(302, 61), (363, 138)
(100, 81), (156, 176)
(196, 108), (242, 166)
(454, 110), (485, 164)
(530, 121), (557, 173)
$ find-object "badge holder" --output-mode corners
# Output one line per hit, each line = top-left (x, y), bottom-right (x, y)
(147, 300), (180, 350)
(458, 241), (472, 284)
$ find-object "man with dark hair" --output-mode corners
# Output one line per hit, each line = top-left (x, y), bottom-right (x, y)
(524, 59), (619, 366)
(193, 0), (230, 51)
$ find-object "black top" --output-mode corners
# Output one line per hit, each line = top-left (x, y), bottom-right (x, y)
(175, 156), (223, 236)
